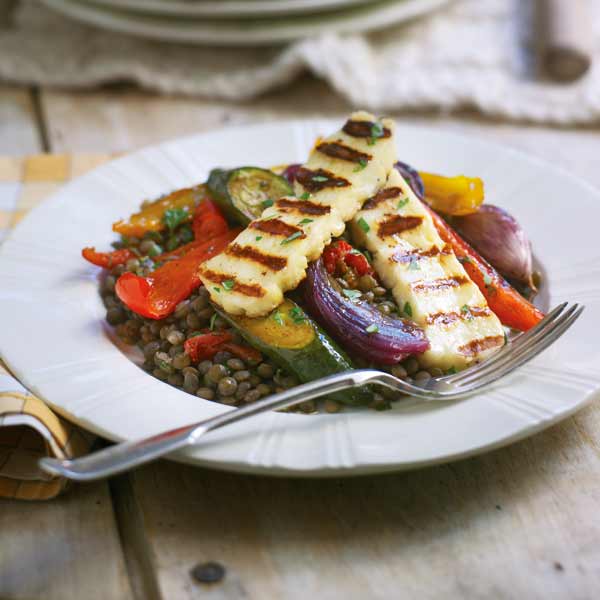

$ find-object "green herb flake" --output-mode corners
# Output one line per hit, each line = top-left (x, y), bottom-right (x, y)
(353, 158), (368, 172)
(300, 192), (311, 200)
(163, 207), (189, 232)
(363, 249), (373, 263)
(147, 243), (163, 257)
(312, 175), (329, 183)
(461, 304), (473, 320)
(503, 330), (509, 345)
(298, 218), (314, 226)
(213, 286), (221, 294)
(221, 279), (235, 291)
(272, 310), (284, 326)
(281, 231), (304, 245)
(342, 289), (362, 301)
(261, 199), (274, 209)
(483, 273), (496, 294)
(459, 256), (472, 265)
(403, 301), (413, 317)
(446, 366), (458, 375)
(255, 236), (263, 241)
(209, 313), (217, 331)
(357, 217), (370, 233)
(365, 324), (379, 334)
(397, 197), (409, 210)
(368, 121), (385, 145)
(289, 306), (307, 325)
(408, 256), (421, 270)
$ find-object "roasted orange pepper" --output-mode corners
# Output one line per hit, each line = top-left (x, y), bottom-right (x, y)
(112, 184), (208, 238)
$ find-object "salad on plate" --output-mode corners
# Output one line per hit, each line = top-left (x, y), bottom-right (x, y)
(83, 112), (544, 412)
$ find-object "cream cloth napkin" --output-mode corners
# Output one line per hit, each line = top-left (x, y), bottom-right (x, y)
(1, 0), (600, 124)
(0, 154), (109, 500)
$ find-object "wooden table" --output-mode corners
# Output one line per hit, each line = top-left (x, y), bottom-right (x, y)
(1, 79), (600, 600)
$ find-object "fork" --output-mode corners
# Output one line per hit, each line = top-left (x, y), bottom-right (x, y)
(39, 302), (583, 481)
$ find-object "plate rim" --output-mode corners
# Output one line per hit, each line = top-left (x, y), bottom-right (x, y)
(1, 118), (599, 477)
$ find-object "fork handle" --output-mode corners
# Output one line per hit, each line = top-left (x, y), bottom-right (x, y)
(39, 369), (381, 481)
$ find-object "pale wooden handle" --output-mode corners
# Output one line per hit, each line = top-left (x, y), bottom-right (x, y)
(538, 0), (593, 82)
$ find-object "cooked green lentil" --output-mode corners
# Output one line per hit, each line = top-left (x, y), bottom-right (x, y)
(102, 224), (434, 412)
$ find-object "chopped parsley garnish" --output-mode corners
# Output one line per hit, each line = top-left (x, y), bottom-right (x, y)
(165, 236), (180, 251)
(353, 158), (368, 172)
(179, 225), (194, 244)
(363, 249), (373, 263)
(300, 192), (311, 200)
(289, 306), (307, 324)
(367, 122), (385, 145)
(503, 330), (509, 345)
(163, 207), (189, 232)
(272, 310), (284, 326)
(222, 279), (235, 291)
(397, 197), (409, 209)
(357, 217), (370, 233)
(147, 243), (162, 257)
(403, 301), (413, 317)
(342, 289), (362, 301)
(255, 236), (263, 241)
(365, 324), (379, 334)
(446, 366), (457, 375)
(408, 256), (420, 270)
(461, 304), (473, 320)
(261, 199), (274, 209)
(483, 273), (496, 294)
(298, 218), (314, 226)
(281, 231), (303, 245)
(312, 175), (329, 183)
(209, 313), (217, 331)
(213, 286), (221, 293)
(156, 358), (171, 371)
(459, 256), (472, 265)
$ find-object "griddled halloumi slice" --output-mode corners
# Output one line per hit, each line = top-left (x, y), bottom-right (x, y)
(351, 169), (505, 371)
(199, 111), (397, 317)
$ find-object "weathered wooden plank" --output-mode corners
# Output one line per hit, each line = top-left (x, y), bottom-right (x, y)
(0, 482), (133, 600)
(0, 86), (40, 155)
(0, 87), (133, 600)
(41, 78), (350, 154)
(129, 403), (600, 600)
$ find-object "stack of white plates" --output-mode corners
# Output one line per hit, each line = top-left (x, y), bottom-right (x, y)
(40, 0), (451, 46)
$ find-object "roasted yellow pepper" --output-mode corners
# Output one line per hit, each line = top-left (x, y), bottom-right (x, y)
(419, 172), (484, 216)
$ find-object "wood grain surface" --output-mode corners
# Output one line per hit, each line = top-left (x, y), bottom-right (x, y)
(1, 79), (599, 600)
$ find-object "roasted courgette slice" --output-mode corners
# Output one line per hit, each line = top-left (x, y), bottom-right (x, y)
(207, 167), (293, 226)
(217, 298), (367, 406)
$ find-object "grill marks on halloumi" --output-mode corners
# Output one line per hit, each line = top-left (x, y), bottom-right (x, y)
(351, 168), (505, 370)
(199, 111), (398, 317)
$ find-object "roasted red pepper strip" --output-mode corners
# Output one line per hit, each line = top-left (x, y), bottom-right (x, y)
(323, 240), (373, 277)
(184, 332), (233, 363)
(425, 203), (544, 331)
(115, 229), (240, 319)
(82, 247), (135, 269)
(192, 199), (229, 241)
(221, 342), (262, 364)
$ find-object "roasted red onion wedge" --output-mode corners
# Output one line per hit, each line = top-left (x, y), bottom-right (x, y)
(395, 161), (425, 200)
(303, 259), (429, 364)
(453, 204), (535, 290)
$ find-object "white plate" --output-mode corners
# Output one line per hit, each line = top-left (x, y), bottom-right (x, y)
(0, 120), (599, 477)
(76, 0), (374, 18)
(40, 0), (451, 45)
